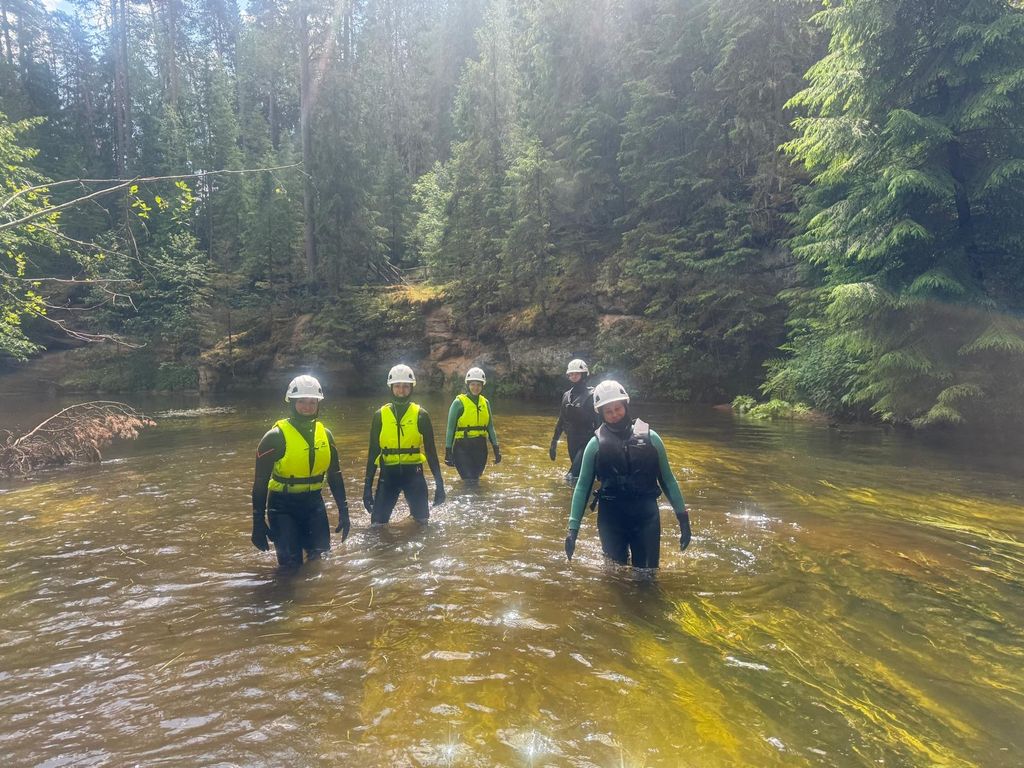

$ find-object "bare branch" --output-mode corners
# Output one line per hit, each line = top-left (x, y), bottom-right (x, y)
(0, 164), (302, 232)
(35, 313), (144, 348)
(1, 401), (155, 477)
(34, 223), (131, 261)
(1, 177), (131, 210)
(1, 271), (134, 285)
(1, 178), (136, 231)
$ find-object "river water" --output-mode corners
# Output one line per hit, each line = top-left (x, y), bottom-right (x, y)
(0, 392), (1021, 767)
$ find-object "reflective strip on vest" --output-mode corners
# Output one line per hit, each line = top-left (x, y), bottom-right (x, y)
(267, 419), (330, 493)
(454, 393), (490, 440)
(378, 402), (426, 466)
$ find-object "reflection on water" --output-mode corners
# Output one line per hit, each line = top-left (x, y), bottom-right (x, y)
(0, 394), (1021, 766)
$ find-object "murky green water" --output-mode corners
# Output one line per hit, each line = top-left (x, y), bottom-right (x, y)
(0, 392), (1021, 767)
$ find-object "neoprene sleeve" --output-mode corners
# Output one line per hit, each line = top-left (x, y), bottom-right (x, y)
(446, 396), (500, 450)
(252, 424), (348, 514)
(445, 399), (462, 449)
(568, 437), (599, 530)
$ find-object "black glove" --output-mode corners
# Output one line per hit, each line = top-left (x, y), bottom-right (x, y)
(564, 528), (578, 561)
(335, 505), (351, 541)
(433, 485), (446, 507)
(251, 512), (270, 552)
(444, 447), (454, 466)
(362, 488), (373, 515)
(493, 445), (502, 464)
(549, 439), (557, 461)
(678, 513), (692, 552)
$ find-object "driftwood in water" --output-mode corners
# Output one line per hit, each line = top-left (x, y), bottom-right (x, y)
(0, 401), (155, 477)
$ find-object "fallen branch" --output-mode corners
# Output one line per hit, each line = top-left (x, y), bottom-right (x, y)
(0, 401), (156, 477)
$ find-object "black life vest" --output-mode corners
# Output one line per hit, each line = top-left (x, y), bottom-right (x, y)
(562, 385), (596, 434)
(595, 418), (662, 500)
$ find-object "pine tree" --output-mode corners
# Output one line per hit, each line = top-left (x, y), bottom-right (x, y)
(611, 0), (818, 399)
(775, 0), (1024, 426)
(200, 53), (248, 269)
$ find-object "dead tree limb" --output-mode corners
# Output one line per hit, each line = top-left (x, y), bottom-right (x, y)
(0, 401), (156, 477)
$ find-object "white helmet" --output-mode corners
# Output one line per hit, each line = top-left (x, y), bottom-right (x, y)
(593, 379), (629, 412)
(285, 374), (324, 402)
(387, 364), (416, 387)
(465, 367), (486, 384)
(566, 358), (589, 375)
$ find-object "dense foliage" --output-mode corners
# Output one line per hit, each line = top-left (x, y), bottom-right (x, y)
(768, 0), (1024, 427)
(0, 0), (1021, 427)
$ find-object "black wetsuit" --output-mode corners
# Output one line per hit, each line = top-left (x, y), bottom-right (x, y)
(568, 418), (688, 568)
(252, 417), (349, 568)
(551, 381), (601, 479)
(363, 400), (445, 524)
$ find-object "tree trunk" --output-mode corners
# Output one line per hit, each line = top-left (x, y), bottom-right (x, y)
(269, 89), (279, 149)
(0, 0), (12, 67)
(167, 0), (180, 108)
(111, 0), (131, 178)
(298, 7), (317, 286)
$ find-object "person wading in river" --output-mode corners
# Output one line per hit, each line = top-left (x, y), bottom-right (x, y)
(363, 364), (446, 524)
(444, 367), (501, 483)
(549, 358), (601, 483)
(251, 375), (350, 569)
(563, 380), (691, 568)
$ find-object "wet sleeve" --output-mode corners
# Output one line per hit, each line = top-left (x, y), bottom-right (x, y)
(551, 394), (566, 442)
(651, 431), (686, 517)
(567, 437), (599, 531)
(445, 399), (462, 449)
(364, 411), (381, 494)
(486, 405), (499, 448)
(324, 430), (348, 511)
(251, 428), (285, 514)
(419, 410), (444, 488)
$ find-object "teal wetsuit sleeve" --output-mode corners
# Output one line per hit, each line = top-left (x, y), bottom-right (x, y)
(567, 437), (599, 531)
(651, 430), (686, 516)
(487, 403), (499, 447)
(445, 399), (463, 449)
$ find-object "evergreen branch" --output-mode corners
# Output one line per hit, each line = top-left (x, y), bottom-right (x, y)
(960, 322), (1024, 355)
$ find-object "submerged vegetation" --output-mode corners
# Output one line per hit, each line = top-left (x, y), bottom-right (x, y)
(0, 0), (1021, 431)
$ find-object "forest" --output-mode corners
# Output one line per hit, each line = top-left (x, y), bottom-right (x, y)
(1, 0), (1023, 430)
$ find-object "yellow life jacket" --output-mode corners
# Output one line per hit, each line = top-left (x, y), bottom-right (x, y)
(268, 419), (330, 493)
(377, 402), (426, 466)
(454, 393), (490, 441)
